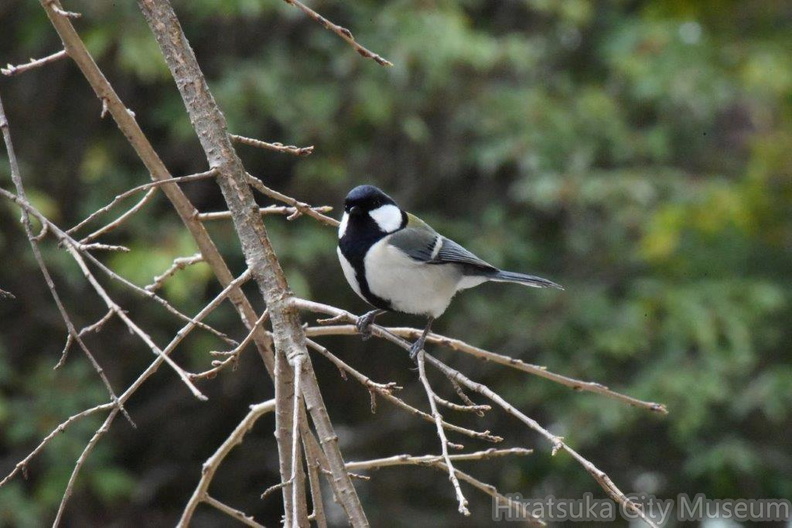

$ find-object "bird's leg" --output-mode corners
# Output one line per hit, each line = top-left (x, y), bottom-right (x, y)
(356, 309), (386, 340)
(409, 317), (435, 363)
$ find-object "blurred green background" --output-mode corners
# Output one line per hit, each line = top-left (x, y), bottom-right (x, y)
(1, 0), (790, 526)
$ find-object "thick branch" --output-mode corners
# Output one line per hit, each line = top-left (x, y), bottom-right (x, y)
(136, 1), (368, 524)
(40, 0), (276, 378)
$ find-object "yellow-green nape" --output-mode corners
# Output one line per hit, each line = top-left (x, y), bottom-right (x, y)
(406, 212), (434, 232)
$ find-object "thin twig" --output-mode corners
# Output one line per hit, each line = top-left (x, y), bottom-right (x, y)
(204, 495), (267, 528)
(49, 267), (257, 522)
(433, 392), (490, 415)
(416, 350), (470, 515)
(299, 304), (665, 414)
(345, 451), (544, 527)
(0, 93), (130, 425)
(440, 462), (546, 527)
(178, 399), (276, 527)
(261, 478), (294, 502)
(64, 239), (208, 400)
(145, 253), (204, 293)
(345, 448), (533, 471)
(290, 358), (305, 525)
(231, 134), (313, 156)
(56, 309), (115, 368)
(73, 242), (130, 252)
(294, 299), (659, 528)
(81, 187), (158, 243)
(39, 0), (278, 381)
(2, 49), (68, 76)
(0, 403), (114, 488)
(305, 338), (501, 442)
(193, 309), (269, 380)
(76, 246), (236, 346)
(67, 169), (218, 236)
(0, 287), (16, 299)
(302, 433), (328, 528)
(246, 173), (339, 227)
(196, 205), (334, 222)
(49, 1), (81, 19)
(53, 412), (114, 525)
(395, 327), (668, 414)
(428, 358), (657, 528)
(282, 0), (392, 66)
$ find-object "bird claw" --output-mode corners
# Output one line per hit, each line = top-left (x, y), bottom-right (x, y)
(356, 319), (374, 341)
(356, 309), (383, 341)
(408, 342), (422, 363)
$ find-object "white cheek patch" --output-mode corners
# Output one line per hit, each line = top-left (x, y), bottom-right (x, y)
(338, 212), (349, 239)
(369, 204), (402, 233)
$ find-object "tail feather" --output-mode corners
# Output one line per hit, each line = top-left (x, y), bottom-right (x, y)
(490, 270), (564, 290)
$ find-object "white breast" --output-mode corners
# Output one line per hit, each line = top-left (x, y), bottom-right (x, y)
(364, 237), (463, 318)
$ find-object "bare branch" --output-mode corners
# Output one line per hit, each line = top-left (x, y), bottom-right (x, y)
(204, 495), (267, 528)
(49, 1), (81, 19)
(56, 309), (115, 368)
(0, 92), (130, 424)
(346, 448), (533, 472)
(448, 464), (546, 528)
(432, 392), (490, 415)
(193, 309), (269, 380)
(282, 0), (392, 66)
(429, 359), (658, 528)
(290, 358), (306, 525)
(135, 1), (367, 524)
(67, 169), (219, 237)
(416, 350), (470, 515)
(305, 338), (501, 442)
(2, 188), (209, 400)
(295, 299), (659, 527)
(73, 242), (130, 252)
(394, 327), (668, 414)
(297, 301), (665, 413)
(196, 204), (334, 222)
(2, 49), (67, 76)
(231, 133), (314, 156)
(145, 253), (204, 293)
(178, 399), (276, 527)
(246, 173), (339, 227)
(81, 187), (159, 243)
(0, 403), (115, 488)
(0, 287), (15, 299)
(302, 433), (328, 528)
(346, 450), (544, 527)
(39, 0), (277, 380)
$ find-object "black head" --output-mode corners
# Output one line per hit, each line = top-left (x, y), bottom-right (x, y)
(343, 185), (398, 216)
(339, 185), (406, 240)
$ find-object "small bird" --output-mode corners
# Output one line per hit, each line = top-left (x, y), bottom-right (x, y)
(337, 185), (563, 360)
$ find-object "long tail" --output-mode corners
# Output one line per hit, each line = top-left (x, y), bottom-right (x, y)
(490, 270), (564, 290)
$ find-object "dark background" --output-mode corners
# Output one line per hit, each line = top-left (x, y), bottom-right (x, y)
(1, 0), (790, 526)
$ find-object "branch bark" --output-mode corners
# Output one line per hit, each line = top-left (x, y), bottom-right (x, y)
(39, 0), (276, 378)
(136, 1), (368, 525)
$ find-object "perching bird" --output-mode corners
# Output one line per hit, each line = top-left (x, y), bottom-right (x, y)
(337, 185), (562, 360)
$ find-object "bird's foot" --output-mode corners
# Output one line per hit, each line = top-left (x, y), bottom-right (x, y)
(408, 341), (423, 363)
(356, 309), (384, 341)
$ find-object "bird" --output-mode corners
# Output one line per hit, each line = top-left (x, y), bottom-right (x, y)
(337, 184), (563, 361)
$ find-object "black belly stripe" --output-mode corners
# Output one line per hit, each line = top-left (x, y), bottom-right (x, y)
(339, 232), (394, 311)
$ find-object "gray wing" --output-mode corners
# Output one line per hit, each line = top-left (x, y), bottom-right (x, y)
(388, 227), (497, 272)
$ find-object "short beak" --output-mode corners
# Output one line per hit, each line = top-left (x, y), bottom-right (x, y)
(349, 205), (362, 216)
